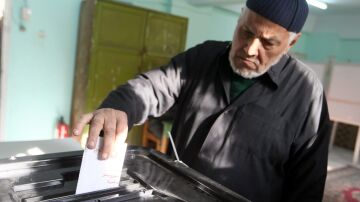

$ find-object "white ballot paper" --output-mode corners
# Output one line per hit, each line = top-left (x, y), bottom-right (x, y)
(76, 137), (127, 194)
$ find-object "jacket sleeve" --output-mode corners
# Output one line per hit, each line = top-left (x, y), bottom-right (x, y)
(99, 59), (181, 127)
(99, 43), (200, 127)
(282, 91), (332, 202)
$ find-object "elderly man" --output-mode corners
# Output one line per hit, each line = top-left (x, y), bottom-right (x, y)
(74, 0), (331, 201)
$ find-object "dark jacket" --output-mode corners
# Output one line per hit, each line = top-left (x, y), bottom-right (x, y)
(101, 41), (331, 202)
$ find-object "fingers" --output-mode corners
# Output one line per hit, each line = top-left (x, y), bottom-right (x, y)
(100, 110), (117, 159)
(72, 113), (94, 136)
(75, 109), (129, 160)
(87, 111), (105, 150)
(100, 112), (127, 159)
(116, 112), (128, 144)
(100, 111), (128, 160)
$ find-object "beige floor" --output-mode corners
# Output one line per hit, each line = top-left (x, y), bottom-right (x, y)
(328, 145), (360, 171)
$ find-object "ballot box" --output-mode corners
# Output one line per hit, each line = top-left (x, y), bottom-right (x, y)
(0, 146), (250, 202)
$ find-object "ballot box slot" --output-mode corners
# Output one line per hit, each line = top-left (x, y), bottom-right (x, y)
(13, 170), (81, 201)
(14, 180), (77, 202)
(61, 170), (79, 182)
(43, 184), (149, 201)
(18, 163), (153, 201)
(13, 172), (63, 192)
(12, 168), (80, 193)
(40, 170), (150, 202)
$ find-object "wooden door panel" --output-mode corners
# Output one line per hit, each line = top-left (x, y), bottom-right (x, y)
(95, 2), (147, 52)
(145, 12), (187, 57)
(87, 48), (141, 111)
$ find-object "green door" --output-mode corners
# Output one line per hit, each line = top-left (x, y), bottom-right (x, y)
(87, 47), (141, 110)
(145, 12), (187, 57)
(86, 2), (147, 111)
(142, 12), (188, 72)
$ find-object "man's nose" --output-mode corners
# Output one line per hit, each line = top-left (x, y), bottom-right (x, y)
(244, 38), (260, 57)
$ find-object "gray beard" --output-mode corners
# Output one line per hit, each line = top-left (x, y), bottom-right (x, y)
(229, 53), (285, 79)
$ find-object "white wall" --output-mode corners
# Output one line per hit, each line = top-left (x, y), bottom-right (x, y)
(3, 0), (81, 141)
(312, 13), (360, 39)
(303, 13), (318, 32)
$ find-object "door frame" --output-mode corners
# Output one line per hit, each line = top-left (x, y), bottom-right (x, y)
(0, 0), (12, 140)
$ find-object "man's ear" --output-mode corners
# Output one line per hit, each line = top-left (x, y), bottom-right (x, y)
(289, 33), (302, 48)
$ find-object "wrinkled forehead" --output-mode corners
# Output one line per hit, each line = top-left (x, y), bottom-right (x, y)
(238, 9), (290, 38)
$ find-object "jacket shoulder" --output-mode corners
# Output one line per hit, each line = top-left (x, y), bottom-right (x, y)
(196, 40), (230, 53)
(287, 56), (325, 97)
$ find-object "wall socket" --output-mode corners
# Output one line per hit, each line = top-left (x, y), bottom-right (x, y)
(21, 7), (32, 21)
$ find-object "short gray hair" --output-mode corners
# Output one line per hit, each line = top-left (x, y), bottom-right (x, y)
(239, 7), (298, 45)
(288, 32), (297, 44)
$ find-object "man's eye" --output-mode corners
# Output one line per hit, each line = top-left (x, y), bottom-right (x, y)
(263, 40), (275, 48)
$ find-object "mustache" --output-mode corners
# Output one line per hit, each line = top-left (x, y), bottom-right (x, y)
(234, 55), (260, 66)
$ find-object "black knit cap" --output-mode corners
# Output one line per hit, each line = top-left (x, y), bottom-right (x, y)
(246, 0), (309, 33)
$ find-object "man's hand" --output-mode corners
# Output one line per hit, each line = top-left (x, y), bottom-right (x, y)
(72, 108), (128, 160)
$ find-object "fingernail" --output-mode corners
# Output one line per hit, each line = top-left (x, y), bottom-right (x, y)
(73, 129), (79, 135)
(102, 153), (108, 159)
(87, 140), (94, 148)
